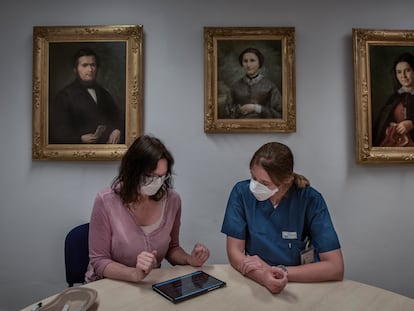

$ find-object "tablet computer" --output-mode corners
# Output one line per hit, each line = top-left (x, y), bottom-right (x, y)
(152, 270), (226, 303)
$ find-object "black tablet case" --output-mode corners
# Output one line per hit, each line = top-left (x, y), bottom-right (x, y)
(152, 270), (226, 303)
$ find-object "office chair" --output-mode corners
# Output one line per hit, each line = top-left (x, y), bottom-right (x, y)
(64, 223), (90, 287)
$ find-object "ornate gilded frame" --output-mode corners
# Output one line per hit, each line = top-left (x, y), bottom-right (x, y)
(204, 27), (296, 133)
(353, 28), (414, 164)
(32, 25), (143, 161)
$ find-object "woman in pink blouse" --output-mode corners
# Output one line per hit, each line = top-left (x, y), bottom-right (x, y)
(85, 135), (210, 282)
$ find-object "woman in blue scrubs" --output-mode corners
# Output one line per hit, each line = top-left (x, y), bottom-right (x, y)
(221, 142), (344, 294)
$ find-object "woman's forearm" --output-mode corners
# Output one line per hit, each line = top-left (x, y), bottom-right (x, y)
(287, 249), (344, 282)
(103, 261), (144, 283)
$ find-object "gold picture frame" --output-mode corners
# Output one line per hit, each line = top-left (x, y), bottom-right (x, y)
(204, 27), (296, 133)
(32, 25), (143, 161)
(353, 28), (414, 164)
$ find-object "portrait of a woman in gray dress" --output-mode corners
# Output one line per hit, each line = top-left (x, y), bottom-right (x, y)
(224, 47), (282, 119)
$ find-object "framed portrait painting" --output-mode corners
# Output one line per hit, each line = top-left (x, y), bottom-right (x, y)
(353, 28), (414, 164)
(32, 25), (143, 161)
(204, 27), (296, 133)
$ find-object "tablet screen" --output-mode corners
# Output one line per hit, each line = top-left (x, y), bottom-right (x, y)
(152, 270), (226, 303)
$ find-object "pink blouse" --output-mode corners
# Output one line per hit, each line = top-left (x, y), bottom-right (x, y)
(85, 187), (182, 282)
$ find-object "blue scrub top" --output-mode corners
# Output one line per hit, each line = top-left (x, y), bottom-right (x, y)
(221, 180), (340, 266)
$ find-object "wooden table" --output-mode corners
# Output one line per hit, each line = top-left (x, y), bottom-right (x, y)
(21, 264), (414, 311)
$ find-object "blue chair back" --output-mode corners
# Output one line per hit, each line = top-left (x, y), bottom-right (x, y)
(64, 223), (89, 287)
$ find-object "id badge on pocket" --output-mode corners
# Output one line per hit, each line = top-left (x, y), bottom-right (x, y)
(300, 246), (315, 264)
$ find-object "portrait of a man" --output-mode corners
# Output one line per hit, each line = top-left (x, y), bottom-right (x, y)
(217, 40), (282, 120)
(48, 43), (126, 144)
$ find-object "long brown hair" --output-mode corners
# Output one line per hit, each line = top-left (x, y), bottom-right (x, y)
(112, 135), (174, 204)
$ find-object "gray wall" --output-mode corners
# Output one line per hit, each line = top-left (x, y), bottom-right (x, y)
(1, 0), (414, 310)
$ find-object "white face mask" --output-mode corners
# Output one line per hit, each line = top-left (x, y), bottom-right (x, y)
(140, 175), (166, 196)
(249, 179), (279, 201)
